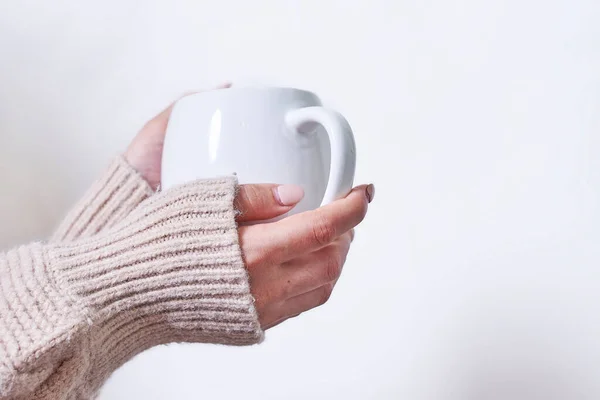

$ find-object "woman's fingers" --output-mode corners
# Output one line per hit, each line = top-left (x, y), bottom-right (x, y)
(250, 185), (370, 263)
(243, 185), (374, 329)
(279, 231), (352, 297)
(260, 282), (336, 330)
(235, 184), (304, 223)
(248, 231), (352, 318)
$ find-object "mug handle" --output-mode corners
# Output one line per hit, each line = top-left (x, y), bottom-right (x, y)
(285, 107), (356, 205)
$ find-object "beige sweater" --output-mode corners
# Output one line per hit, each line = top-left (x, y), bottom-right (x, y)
(0, 157), (263, 400)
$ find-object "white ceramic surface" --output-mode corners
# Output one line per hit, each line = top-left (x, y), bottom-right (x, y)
(161, 87), (356, 214)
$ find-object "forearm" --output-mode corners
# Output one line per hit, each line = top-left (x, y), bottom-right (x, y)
(0, 243), (88, 400)
(51, 156), (154, 243)
(0, 177), (262, 400)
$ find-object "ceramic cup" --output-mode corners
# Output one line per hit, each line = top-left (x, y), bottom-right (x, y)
(161, 86), (356, 214)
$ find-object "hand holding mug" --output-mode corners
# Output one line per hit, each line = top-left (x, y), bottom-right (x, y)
(123, 90), (373, 328)
(233, 181), (373, 329)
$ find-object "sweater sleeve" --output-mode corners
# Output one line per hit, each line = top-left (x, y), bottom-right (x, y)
(0, 177), (263, 400)
(51, 156), (155, 243)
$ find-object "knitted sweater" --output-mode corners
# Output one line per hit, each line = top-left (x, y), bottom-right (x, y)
(0, 157), (263, 400)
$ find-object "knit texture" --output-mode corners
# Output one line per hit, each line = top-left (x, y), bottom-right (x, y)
(51, 156), (155, 243)
(0, 177), (263, 400)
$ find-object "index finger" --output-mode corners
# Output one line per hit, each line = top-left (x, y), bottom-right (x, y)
(258, 185), (370, 262)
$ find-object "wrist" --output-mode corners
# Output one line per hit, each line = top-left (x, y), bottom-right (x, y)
(48, 177), (263, 353)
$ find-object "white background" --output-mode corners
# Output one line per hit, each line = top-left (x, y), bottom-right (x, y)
(1, 0), (600, 399)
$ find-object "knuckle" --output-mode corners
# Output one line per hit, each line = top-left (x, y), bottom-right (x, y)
(312, 215), (336, 246)
(236, 185), (267, 215)
(242, 185), (260, 209)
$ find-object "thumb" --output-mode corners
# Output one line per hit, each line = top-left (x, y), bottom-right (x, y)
(235, 184), (304, 223)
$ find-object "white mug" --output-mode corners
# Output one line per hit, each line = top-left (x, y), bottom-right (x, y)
(161, 86), (356, 214)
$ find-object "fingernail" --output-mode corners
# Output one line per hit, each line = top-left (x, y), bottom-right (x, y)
(365, 184), (375, 203)
(274, 185), (305, 206)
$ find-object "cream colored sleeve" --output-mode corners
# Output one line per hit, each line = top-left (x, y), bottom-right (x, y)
(51, 156), (155, 243)
(0, 177), (263, 400)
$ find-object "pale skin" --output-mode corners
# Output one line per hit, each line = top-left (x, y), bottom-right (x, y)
(125, 84), (375, 330)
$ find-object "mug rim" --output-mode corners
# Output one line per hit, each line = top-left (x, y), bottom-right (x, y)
(188, 85), (318, 99)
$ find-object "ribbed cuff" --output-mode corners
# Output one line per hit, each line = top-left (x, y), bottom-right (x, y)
(0, 243), (89, 398)
(51, 156), (154, 243)
(0, 178), (262, 399)
(48, 177), (263, 357)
